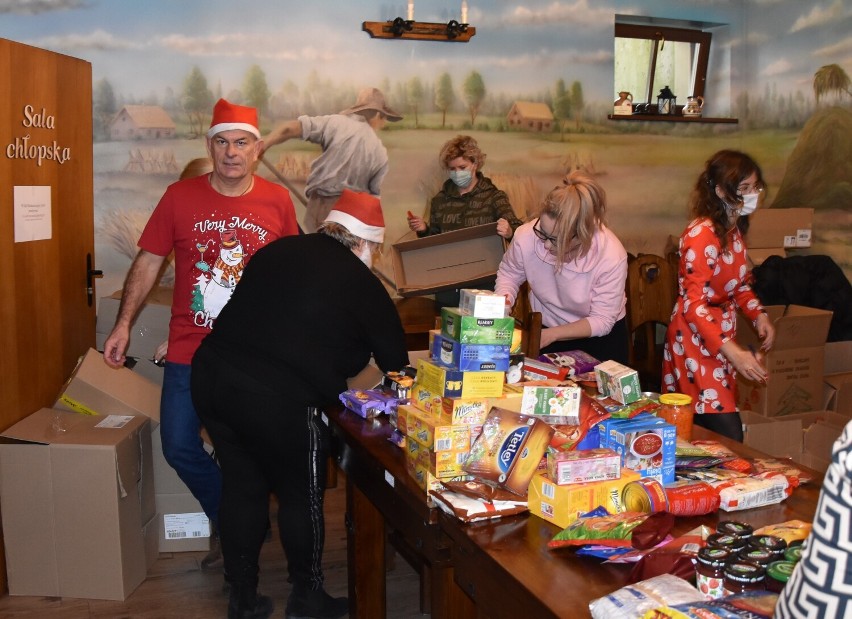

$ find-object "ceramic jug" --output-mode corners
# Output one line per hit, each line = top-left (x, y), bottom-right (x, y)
(613, 91), (633, 115)
(683, 95), (704, 117)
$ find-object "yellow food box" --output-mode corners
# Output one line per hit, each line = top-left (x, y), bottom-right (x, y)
(416, 358), (505, 399)
(410, 383), (490, 426)
(527, 468), (641, 529)
(398, 404), (471, 452)
(405, 439), (469, 478)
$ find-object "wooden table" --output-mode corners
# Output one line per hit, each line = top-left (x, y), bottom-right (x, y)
(324, 409), (822, 619)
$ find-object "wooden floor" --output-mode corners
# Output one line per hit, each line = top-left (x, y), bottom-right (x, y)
(0, 474), (425, 618)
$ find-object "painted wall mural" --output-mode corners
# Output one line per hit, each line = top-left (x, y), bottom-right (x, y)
(4, 0), (851, 297)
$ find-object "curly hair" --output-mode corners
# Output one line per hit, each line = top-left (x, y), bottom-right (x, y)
(438, 135), (486, 170)
(538, 170), (607, 269)
(691, 150), (765, 250)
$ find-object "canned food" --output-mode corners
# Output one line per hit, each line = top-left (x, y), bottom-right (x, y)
(784, 545), (802, 563)
(748, 534), (787, 562)
(706, 533), (749, 553)
(621, 478), (668, 513)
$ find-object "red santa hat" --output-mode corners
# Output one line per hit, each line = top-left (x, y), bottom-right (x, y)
(207, 99), (261, 139)
(324, 190), (385, 243)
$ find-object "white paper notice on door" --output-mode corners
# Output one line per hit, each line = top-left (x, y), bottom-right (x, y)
(14, 185), (52, 242)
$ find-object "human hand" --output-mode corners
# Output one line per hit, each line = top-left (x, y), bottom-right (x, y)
(102, 326), (130, 369)
(496, 218), (512, 239)
(407, 211), (427, 233)
(728, 344), (768, 384)
(152, 340), (168, 366)
(539, 327), (558, 349)
(755, 313), (775, 351)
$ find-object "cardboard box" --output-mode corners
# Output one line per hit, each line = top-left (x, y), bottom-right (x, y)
(594, 360), (641, 404)
(823, 341), (852, 416)
(736, 305), (833, 416)
(0, 409), (155, 600)
(459, 289), (508, 318)
(416, 358), (505, 398)
(55, 348), (162, 423)
(746, 208), (813, 249)
(436, 336), (511, 372)
(527, 468), (640, 529)
(151, 425), (211, 552)
(440, 307), (515, 345)
(391, 223), (507, 296)
(96, 287), (172, 361)
(398, 404), (472, 452)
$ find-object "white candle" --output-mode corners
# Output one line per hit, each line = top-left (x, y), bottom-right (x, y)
(407, 0), (414, 21)
(461, 0), (468, 24)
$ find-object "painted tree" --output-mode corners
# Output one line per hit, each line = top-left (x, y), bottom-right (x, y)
(182, 66), (214, 138)
(813, 64), (851, 104)
(570, 81), (585, 129)
(243, 64), (271, 116)
(93, 78), (116, 141)
(407, 77), (424, 127)
(463, 71), (486, 125)
(552, 79), (572, 141)
(435, 72), (455, 128)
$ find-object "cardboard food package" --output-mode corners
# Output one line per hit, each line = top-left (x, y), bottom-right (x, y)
(0, 409), (157, 600)
(736, 305), (833, 417)
(391, 223), (507, 296)
(745, 208), (813, 267)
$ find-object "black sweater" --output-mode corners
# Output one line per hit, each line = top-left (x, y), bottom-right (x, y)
(200, 233), (409, 406)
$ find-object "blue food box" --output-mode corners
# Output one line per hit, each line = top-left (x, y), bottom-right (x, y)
(437, 335), (511, 372)
(608, 417), (676, 484)
(441, 307), (514, 345)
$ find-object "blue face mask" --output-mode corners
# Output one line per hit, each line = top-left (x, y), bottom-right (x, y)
(449, 169), (473, 188)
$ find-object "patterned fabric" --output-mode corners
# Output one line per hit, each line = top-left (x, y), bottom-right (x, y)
(775, 420), (852, 618)
(661, 218), (764, 415)
(419, 174), (522, 237)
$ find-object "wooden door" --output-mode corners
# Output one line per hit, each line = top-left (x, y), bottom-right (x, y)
(0, 39), (95, 593)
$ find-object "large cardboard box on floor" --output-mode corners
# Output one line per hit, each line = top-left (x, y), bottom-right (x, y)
(391, 223), (507, 297)
(736, 305), (832, 416)
(823, 341), (852, 417)
(96, 286), (172, 361)
(0, 408), (157, 600)
(54, 348), (161, 423)
(746, 208), (813, 250)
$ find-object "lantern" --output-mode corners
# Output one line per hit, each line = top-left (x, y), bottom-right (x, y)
(657, 85), (677, 115)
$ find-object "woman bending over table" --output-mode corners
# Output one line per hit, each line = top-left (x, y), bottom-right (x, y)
(662, 150), (775, 442)
(494, 170), (628, 364)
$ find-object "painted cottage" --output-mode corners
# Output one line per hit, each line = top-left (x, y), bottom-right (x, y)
(110, 105), (176, 140)
(507, 101), (554, 132)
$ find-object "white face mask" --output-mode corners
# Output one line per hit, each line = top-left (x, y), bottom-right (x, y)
(356, 244), (373, 269)
(739, 192), (759, 216)
(449, 169), (473, 188)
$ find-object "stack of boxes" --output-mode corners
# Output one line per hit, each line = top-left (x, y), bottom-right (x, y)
(399, 290), (514, 493)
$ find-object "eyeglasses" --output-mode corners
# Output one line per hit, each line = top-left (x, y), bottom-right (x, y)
(532, 218), (558, 244)
(736, 181), (765, 197)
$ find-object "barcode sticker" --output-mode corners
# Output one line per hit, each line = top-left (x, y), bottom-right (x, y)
(163, 512), (210, 540)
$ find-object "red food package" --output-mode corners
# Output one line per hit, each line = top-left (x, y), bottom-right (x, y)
(691, 440), (752, 473)
(548, 394), (610, 452)
(628, 527), (709, 583)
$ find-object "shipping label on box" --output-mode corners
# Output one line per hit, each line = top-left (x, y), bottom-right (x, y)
(746, 208), (813, 249)
(528, 468), (640, 529)
(416, 358), (505, 398)
(441, 307), (515, 345)
(437, 336), (511, 372)
(459, 289), (508, 318)
(594, 360), (641, 404)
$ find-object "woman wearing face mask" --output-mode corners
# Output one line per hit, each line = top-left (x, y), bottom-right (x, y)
(495, 170), (629, 364)
(407, 135), (523, 306)
(661, 150), (776, 441)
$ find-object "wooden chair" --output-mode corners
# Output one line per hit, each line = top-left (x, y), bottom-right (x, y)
(625, 254), (677, 391)
(509, 282), (543, 357)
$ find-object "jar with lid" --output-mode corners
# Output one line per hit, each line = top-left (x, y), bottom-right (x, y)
(784, 544), (803, 563)
(737, 546), (775, 567)
(695, 546), (733, 600)
(706, 532), (748, 554)
(658, 393), (694, 440)
(766, 560), (797, 592)
(717, 520), (754, 542)
(748, 534), (787, 562)
(723, 561), (766, 595)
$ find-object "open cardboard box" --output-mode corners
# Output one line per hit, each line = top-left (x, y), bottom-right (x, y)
(96, 287), (172, 361)
(391, 223), (507, 297)
(823, 341), (852, 417)
(0, 409), (157, 600)
(736, 305), (832, 416)
(746, 207), (813, 250)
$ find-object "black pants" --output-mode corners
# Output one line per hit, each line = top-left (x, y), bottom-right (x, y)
(191, 344), (328, 592)
(539, 316), (629, 366)
(694, 411), (744, 442)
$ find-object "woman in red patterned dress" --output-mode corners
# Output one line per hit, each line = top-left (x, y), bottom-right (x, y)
(662, 150), (776, 441)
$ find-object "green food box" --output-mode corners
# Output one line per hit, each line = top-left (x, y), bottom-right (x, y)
(441, 307), (514, 345)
